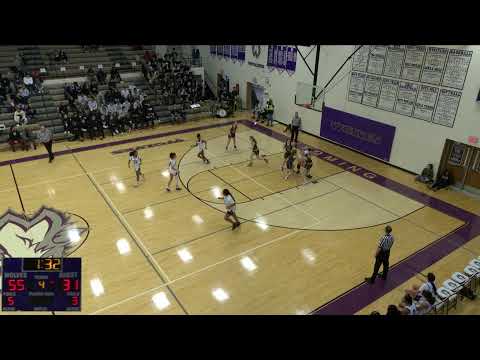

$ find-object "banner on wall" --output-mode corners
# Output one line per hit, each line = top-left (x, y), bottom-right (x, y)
(231, 45), (238, 63)
(267, 45), (274, 71)
(238, 45), (246, 64)
(210, 45), (216, 56)
(266, 45), (297, 74)
(286, 47), (297, 75)
(320, 106), (396, 161)
(224, 45), (231, 59)
(217, 45), (223, 57)
(277, 45), (286, 73)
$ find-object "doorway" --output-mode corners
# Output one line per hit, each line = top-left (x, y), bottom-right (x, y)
(246, 82), (265, 111)
(440, 139), (480, 193)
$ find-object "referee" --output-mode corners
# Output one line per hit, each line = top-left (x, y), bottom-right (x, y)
(365, 225), (394, 284)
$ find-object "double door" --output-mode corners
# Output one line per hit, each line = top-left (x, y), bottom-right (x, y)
(442, 139), (480, 190)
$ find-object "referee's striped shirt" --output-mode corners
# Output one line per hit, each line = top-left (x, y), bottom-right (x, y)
(378, 233), (394, 251)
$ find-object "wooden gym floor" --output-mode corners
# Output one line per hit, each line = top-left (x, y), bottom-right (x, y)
(0, 112), (479, 315)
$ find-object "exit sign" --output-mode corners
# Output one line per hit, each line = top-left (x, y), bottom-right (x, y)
(468, 136), (479, 144)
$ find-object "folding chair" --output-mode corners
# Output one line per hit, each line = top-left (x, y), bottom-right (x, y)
(464, 265), (480, 293)
(436, 287), (457, 314)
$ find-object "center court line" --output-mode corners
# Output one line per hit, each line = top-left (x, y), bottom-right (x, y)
(89, 217), (329, 315)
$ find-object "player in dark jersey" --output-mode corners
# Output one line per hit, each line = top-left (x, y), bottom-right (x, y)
(247, 136), (269, 167)
(283, 146), (296, 180)
(194, 133), (210, 164)
(281, 139), (293, 171)
(225, 121), (238, 151)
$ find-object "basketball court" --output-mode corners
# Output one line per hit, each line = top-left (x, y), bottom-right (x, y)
(1, 112), (479, 315)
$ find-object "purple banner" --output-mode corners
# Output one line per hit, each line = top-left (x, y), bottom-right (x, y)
(217, 45), (223, 57)
(272, 45), (278, 70)
(224, 45), (231, 59)
(286, 46), (297, 75)
(231, 45), (238, 63)
(277, 45), (286, 73)
(267, 45), (274, 71)
(237, 45), (245, 63)
(210, 45), (216, 56)
(320, 106), (396, 161)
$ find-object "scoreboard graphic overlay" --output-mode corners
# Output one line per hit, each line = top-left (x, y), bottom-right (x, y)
(1, 258), (81, 311)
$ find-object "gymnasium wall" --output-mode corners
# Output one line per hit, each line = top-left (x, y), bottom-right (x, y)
(195, 45), (480, 175)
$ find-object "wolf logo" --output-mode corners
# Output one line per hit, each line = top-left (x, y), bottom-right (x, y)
(0, 207), (89, 262)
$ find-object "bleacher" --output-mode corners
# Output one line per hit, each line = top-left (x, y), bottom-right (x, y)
(0, 45), (212, 146)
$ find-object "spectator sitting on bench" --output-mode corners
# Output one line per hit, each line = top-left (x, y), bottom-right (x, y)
(96, 68), (107, 85)
(430, 169), (451, 192)
(415, 164), (434, 184)
(14, 107), (27, 125)
(55, 49), (68, 63)
(9, 125), (25, 152)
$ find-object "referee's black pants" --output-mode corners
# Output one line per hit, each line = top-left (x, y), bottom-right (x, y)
(371, 250), (390, 282)
(42, 140), (54, 162)
(290, 125), (299, 142)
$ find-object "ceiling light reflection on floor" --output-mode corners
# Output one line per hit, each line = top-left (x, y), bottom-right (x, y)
(240, 256), (257, 272)
(115, 182), (126, 193)
(301, 248), (316, 264)
(90, 278), (105, 297)
(211, 186), (222, 198)
(68, 229), (81, 243)
(177, 248), (193, 263)
(212, 288), (230, 302)
(192, 214), (204, 224)
(152, 292), (171, 311)
(144, 207), (154, 219)
(116, 238), (131, 255)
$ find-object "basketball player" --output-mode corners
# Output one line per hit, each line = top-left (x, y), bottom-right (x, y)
(128, 149), (145, 186)
(217, 189), (241, 230)
(225, 121), (238, 151)
(247, 136), (269, 167)
(281, 139), (293, 171)
(166, 152), (181, 192)
(283, 147), (296, 180)
(295, 142), (304, 174)
(194, 133), (210, 164)
(303, 149), (313, 181)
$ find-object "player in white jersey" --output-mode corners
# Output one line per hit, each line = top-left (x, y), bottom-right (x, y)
(166, 152), (181, 192)
(194, 133), (210, 164)
(217, 189), (241, 230)
(128, 149), (145, 186)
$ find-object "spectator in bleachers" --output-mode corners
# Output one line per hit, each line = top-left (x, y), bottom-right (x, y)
(90, 81), (98, 96)
(54, 49), (68, 64)
(96, 67), (107, 85)
(110, 67), (121, 84)
(18, 86), (30, 105)
(87, 66), (96, 82)
(8, 125), (25, 152)
(87, 98), (98, 112)
(14, 107), (27, 125)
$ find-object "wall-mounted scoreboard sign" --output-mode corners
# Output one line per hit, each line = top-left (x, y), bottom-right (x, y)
(1, 258), (81, 312)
